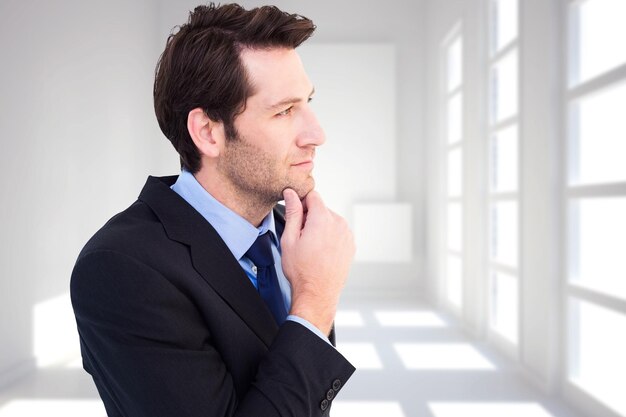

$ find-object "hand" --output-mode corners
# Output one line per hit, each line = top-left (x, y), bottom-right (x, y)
(280, 188), (355, 335)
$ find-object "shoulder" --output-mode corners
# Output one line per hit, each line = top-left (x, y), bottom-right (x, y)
(78, 199), (166, 260)
(70, 198), (196, 309)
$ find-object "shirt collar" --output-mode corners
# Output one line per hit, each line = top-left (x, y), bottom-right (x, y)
(170, 169), (278, 260)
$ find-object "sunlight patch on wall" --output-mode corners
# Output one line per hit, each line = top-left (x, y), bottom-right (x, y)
(65, 357), (83, 369)
(33, 293), (80, 368)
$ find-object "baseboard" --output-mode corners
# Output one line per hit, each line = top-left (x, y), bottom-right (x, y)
(519, 364), (553, 394)
(563, 380), (622, 417)
(341, 286), (427, 303)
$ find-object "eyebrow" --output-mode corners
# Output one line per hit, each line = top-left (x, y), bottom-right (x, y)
(266, 87), (316, 111)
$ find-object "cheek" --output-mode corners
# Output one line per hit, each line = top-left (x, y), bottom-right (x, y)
(265, 134), (295, 164)
(241, 120), (297, 164)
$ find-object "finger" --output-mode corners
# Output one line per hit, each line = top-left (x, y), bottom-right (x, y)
(282, 188), (304, 243)
(303, 190), (326, 214)
(301, 193), (309, 214)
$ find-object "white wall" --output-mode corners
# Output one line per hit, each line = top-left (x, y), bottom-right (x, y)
(298, 44), (397, 222)
(518, 0), (562, 393)
(0, 0), (163, 386)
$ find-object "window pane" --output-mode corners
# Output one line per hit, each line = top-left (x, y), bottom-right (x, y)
(490, 200), (518, 267)
(447, 92), (463, 144)
(490, 270), (518, 344)
(447, 202), (462, 252)
(570, 82), (626, 185)
(569, 198), (626, 300)
(447, 37), (463, 92)
(569, 299), (626, 416)
(573, 0), (626, 84)
(492, 0), (518, 53)
(490, 49), (518, 123)
(446, 255), (463, 308)
(447, 148), (463, 197)
(490, 124), (518, 192)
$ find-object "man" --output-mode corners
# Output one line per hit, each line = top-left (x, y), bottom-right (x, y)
(70, 3), (356, 417)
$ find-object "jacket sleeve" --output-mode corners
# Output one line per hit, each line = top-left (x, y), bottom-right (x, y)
(70, 249), (355, 417)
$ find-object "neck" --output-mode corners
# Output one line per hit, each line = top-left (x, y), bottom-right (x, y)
(192, 169), (274, 227)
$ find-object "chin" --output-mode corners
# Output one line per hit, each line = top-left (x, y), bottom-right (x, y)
(283, 177), (315, 200)
(296, 179), (315, 199)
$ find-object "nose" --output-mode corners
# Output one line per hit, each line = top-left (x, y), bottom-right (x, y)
(297, 106), (326, 148)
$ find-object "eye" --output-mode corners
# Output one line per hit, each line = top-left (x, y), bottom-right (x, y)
(276, 106), (293, 117)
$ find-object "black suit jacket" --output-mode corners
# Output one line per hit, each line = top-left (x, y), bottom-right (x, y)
(70, 175), (355, 417)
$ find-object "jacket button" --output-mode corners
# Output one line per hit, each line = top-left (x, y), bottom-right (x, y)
(320, 399), (329, 411)
(326, 389), (335, 401)
(332, 379), (342, 391)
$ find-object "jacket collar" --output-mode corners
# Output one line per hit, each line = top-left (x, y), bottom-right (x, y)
(138, 175), (286, 348)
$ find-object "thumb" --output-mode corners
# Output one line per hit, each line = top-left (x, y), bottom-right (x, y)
(282, 188), (303, 243)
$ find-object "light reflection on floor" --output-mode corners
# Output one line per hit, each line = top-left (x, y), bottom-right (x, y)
(428, 402), (555, 417)
(336, 342), (385, 370)
(332, 400), (406, 417)
(329, 296), (582, 417)
(0, 295), (585, 417)
(374, 311), (448, 328)
(335, 310), (366, 327)
(0, 400), (106, 417)
(393, 343), (496, 370)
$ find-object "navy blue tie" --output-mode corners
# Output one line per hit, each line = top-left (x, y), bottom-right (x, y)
(245, 232), (288, 325)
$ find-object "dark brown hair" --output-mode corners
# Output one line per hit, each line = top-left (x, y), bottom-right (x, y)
(153, 3), (316, 173)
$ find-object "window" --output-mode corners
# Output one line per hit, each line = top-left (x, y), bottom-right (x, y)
(569, 0), (626, 85)
(444, 27), (464, 310)
(568, 300), (626, 415)
(565, 1), (626, 415)
(569, 82), (626, 185)
(487, 0), (520, 347)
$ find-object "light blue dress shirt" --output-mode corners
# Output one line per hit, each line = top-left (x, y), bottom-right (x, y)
(171, 169), (331, 345)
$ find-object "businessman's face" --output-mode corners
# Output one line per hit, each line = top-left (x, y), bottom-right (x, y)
(218, 47), (325, 203)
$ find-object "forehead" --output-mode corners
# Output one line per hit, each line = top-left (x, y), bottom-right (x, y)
(240, 47), (312, 103)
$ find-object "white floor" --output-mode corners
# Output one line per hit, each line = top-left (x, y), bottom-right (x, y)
(0, 295), (585, 417)
(331, 295), (584, 417)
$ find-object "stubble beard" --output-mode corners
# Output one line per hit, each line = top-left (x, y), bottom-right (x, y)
(219, 132), (315, 208)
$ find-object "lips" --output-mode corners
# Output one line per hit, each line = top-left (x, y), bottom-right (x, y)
(292, 150), (315, 168)
(293, 160), (313, 166)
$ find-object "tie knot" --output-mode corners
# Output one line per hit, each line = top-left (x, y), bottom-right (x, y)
(245, 232), (274, 268)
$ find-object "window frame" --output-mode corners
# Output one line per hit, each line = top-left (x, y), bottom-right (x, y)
(486, 0), (522, 353)
(441, 22), (465, 314)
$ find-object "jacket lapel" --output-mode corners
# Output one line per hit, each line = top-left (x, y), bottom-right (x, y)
(138, 175), (279, 348)
(273, 204), (285, 238)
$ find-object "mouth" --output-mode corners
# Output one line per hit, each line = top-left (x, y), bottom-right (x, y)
(292, 160), (314, 169)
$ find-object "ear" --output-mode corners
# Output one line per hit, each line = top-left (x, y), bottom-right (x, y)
(187, 108), (225, 158)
